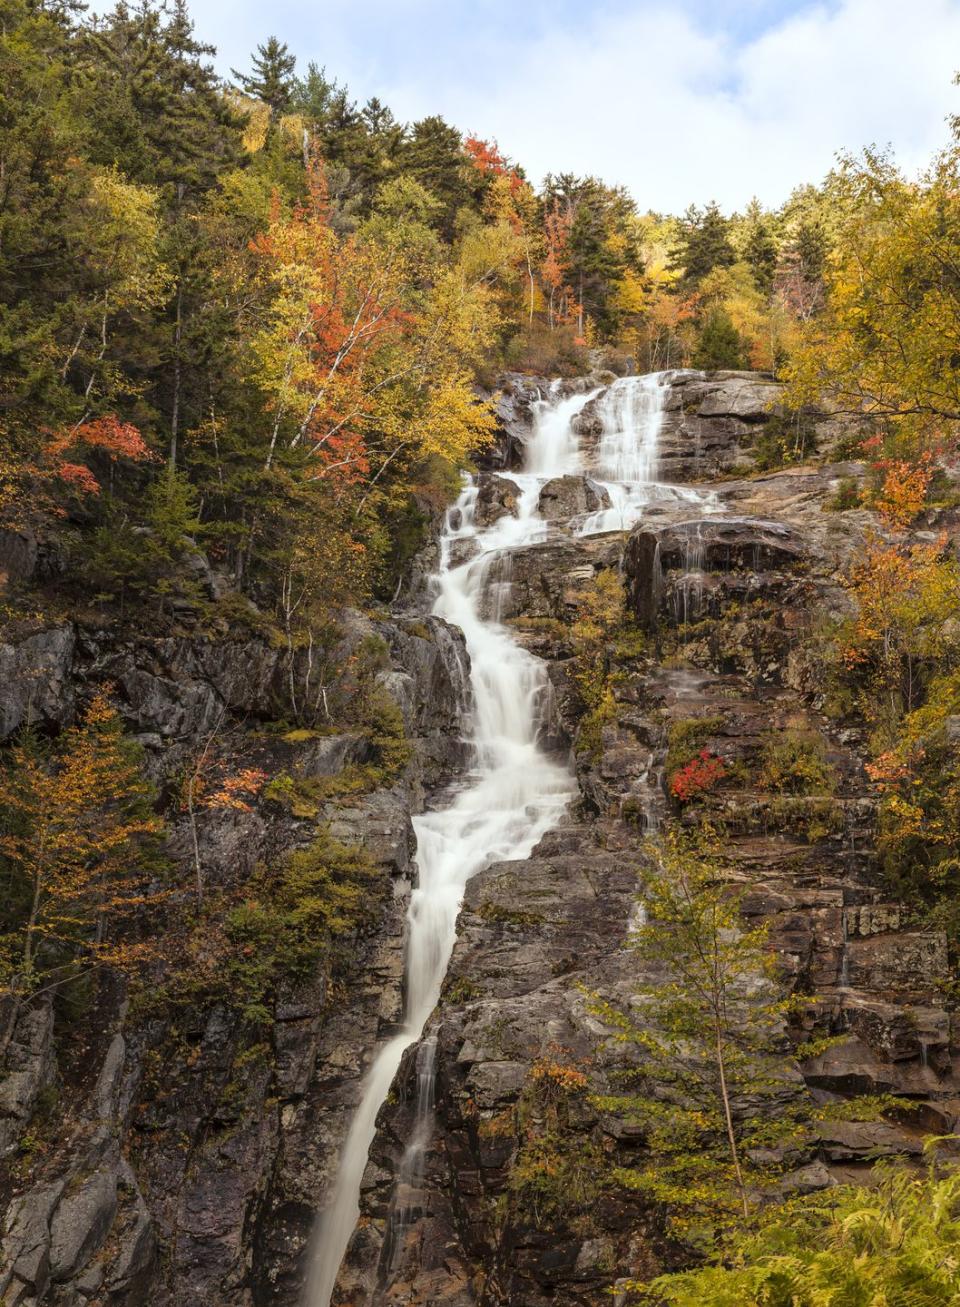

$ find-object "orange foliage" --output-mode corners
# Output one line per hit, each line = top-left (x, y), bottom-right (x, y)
(206, 767), (268, 813)
(42, 415), (155, 495)
(541, 201), (578, 328)
(0, 692), (163, 1049)
(250, 161), (407, 484)
(865, 748), (921, 789)
(871, 451), (934, 529)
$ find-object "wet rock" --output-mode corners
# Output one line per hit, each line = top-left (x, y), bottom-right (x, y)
(537, 476), (610, 522)
(475, 473), (523, 525)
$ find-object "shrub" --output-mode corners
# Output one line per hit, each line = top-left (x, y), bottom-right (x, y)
(758, 729), (836, 796)
(669, 749), (726, 802)
(751, 412), (818, 471)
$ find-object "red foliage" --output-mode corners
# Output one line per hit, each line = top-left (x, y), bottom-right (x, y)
(668, 750), (726, 803)
(74, 417), (154, 462)
(464, 134), (510, 176)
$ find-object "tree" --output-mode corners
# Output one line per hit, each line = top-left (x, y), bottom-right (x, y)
(741, 199), (778, 293)
(839, 535), (960, 727)
(637, 1158), (960, 1306)
(693, 307), (744, 370)
(232, 36), (296, 116)
(589, 833), (800, 1247)
(785, 146), (960, 454)
(399, 116), (472, 236)
(673, 202), (736, 289)
(0, 694), (163, 1057)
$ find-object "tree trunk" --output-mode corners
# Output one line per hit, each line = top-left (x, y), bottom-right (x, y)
(169, 278), (184, 471)
(714, 1018), (749, 1221)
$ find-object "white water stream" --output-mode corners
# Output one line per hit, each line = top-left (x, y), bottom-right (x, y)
(578, 373), (709, 536)
(306, 372), (712, 1303)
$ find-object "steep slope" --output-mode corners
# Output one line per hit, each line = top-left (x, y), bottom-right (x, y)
(328, 370), (955, 1305)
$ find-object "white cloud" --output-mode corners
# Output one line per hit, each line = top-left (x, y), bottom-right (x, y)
(372, 0), (960, 211)
(180, 0), (960, 211)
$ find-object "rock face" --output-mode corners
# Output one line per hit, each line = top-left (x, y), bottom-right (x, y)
(0, 606), (471, 1306)
(2, 368), (954, 1307)
(327, 370), (958, 1306)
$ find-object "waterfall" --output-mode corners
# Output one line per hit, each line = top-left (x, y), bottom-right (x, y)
(304, 389), (591, 1306)
(578, 372), (709, 536)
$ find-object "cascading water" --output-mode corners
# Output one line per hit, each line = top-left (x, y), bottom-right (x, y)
(578, 372), (710, 536)
(304, 388), (593, 1306)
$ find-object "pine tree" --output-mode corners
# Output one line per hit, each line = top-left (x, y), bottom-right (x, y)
(742, 199), (778, 293)
(232, 36), (296, 115)
(674, 202), (736, 288)
(399, 116), (472, 236)
(693, 307), (744, 370)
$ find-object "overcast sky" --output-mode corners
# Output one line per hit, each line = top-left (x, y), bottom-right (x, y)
(178, 0), (960, 212)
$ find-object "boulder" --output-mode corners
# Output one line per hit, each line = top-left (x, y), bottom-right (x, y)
(474, 473), (523, 525)
(0, 1003), (56, 1156)
(537, 476), (610, 522)
(49, 1168), (118, 1280)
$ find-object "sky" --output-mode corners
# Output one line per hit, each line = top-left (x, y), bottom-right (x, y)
(179, 0), (960, 212)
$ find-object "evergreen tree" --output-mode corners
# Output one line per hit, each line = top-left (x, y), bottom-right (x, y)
(693, 307), (744, 370)
(74, 1), (244, 469)
(674, 201), (736, 288)
(232, 36), (296, 115)
(795, 216), (827, 283)
(543, 174), (635, 338)
(742, 199), (778, 292)
(399, 116), (472, 235)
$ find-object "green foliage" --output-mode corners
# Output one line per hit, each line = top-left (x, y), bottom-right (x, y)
(758, 729), (836, 797)
(222, 830), (380, 1021)
(673, 203), (737, 290)
(232, 37), (296, 115)
(146, 827), (384, 1023)
(751, 413), (818, 471)
(588, 832), (805, 1249)
(693, 308), (744, 371)
(635, 1158), (960, 1306)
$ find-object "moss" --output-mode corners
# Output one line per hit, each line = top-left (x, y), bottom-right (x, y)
(444, 975), (482, 1003)
(665, 716), (725, 777)
(477, 901), (545, 927)
(767, 795), (845, 841)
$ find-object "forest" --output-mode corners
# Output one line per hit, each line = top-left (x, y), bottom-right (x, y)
(5, 1), (960, 1303)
